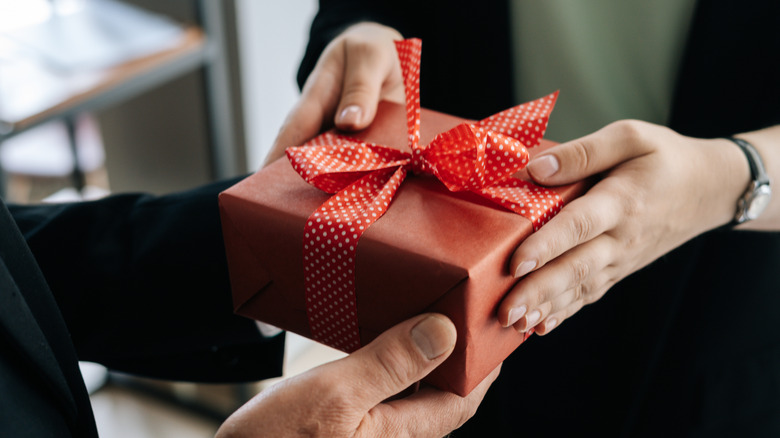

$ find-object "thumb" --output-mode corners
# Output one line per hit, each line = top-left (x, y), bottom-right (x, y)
(334, 38), (403, 131)
(264, 98), (326, 166)
(527, 121), (653, 185)
(342, 313), (457, 410)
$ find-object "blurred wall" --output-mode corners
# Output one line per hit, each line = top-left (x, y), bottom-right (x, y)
(236, 0), (317, 170)
(98, 0), (248, 194)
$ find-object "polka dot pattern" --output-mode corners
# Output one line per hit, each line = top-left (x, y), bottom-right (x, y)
(396, 39), (424, 172)
(284, 39), (563, 352)
(478, 179), (563, 230)
(477, 91), (559, 150)
(424, 123), (531, 192)
(287, 133), (408, 194)
(303, 167), (406, 352)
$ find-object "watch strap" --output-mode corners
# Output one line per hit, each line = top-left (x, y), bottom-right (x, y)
(727, 137), (769, 185)
(725, 136), (771, 226)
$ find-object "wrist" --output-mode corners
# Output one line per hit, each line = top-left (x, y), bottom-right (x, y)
(696, 137), (752, 230)
(724, 137), (772, 227)
(727, 125), (780, 229)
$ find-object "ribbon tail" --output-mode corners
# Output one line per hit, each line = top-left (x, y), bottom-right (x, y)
(395, 39), (425, 169)
(303, 166), (408, 353)
(476, 91), (559, 149)
(475, 178), (563, 231)
(287, 132), (409, 193)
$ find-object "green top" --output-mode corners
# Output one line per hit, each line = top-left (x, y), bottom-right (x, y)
(510, 0), (697, 142)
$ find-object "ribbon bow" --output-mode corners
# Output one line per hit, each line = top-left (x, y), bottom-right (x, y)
(286, 39), (561, 353)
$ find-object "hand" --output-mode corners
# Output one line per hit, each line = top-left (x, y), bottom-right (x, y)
(497, 120), (751, 335)
(264, 22), (404, 166)
(216, 313), (499, 438)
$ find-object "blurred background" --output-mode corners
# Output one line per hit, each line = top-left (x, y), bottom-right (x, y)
(0, 0), (347, 436)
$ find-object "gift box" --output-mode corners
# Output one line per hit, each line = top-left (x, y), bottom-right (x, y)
(219, 39), (590, 396)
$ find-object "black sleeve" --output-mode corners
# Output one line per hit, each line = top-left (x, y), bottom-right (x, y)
(9, 178), (284, 383)
(669, 0), (780, 137)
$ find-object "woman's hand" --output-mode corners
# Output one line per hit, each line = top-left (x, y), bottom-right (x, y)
(264, 22), (404, 166)
(498, 120), (751, 335)
(216, 313), (499, 438)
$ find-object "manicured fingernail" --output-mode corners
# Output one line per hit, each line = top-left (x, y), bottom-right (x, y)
(506, 305), (527, 327)
(546, 318), (558, 331)
(337, 105), (362, 127)
(514, 260), (536, 278)
(524, 310), (541, 329)
(411, 315), (455, 360)
(528, 155), (560, 179)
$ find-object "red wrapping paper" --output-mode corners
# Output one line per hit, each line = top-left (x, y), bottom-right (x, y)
(219, 103), (589, 396)
(220, 39), (591, 395)
(286, 39), (563, 354)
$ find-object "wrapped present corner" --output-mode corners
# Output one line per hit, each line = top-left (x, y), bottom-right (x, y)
(219, 39), (590, 396)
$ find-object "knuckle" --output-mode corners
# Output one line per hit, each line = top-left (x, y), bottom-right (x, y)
(560, 208), (596, 244)
(567, 140), (594, 173)
(610, 119), (646, 142)
(530, 287), (548, 308)
(571, 283), (585, 302)
(343, 37), (386, 68)
(341, 81), (376, 101)
(619, 190), (643, 219)
(608, 119), (667, 155)
(342, 34), (375, 54)
(308, 375), (352, 411)
(569, 259), (591, 285)
(580, 280), (606, 305)
(296, 382), (356, 436)
(372, 343), (417, 390)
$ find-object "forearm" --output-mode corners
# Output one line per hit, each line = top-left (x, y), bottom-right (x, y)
(673, 124), (780, 235)
(10, 178), (284, 382)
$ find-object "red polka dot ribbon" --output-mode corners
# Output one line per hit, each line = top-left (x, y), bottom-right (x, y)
(286, 39), (562, 352)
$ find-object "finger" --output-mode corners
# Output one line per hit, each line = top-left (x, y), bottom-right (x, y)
(513, 254), (620, 334)
(502, 234), (614, 328)
(512, 286), (578, 333)
(359, 365), (501, 437)
(534, 297), (588, 336)
(265, 39), (352, 166)
(527, 120), (656, 185)
(339, 313), (457, 411)
(509, 186), (620, 283)
(335, 37), (403, 131)
(265, 100), (331, 166)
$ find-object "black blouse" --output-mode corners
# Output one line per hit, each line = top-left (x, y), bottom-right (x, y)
(300, 1), (780, 436)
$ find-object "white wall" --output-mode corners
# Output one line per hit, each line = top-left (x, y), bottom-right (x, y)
(236, 0), (318, 171)
(235, 0), (347, 370)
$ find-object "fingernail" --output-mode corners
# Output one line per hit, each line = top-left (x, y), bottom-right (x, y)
(506, 305), (527, 327)
(514, 260), (536, 278)
(528, 155), (560, 179)
(524, 310), (541, 329)
(337, 105), (362, 128)
(411, 315), (455, 360)
(546, 318), (558, 331)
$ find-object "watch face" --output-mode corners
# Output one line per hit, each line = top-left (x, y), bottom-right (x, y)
(746, 185), (772, 220)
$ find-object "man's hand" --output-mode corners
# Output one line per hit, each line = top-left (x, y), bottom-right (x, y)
(216, 313), (499, 437)
(264, 22), (404, 166)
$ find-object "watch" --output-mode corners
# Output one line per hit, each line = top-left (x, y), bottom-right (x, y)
(727, 137), (772, 226)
